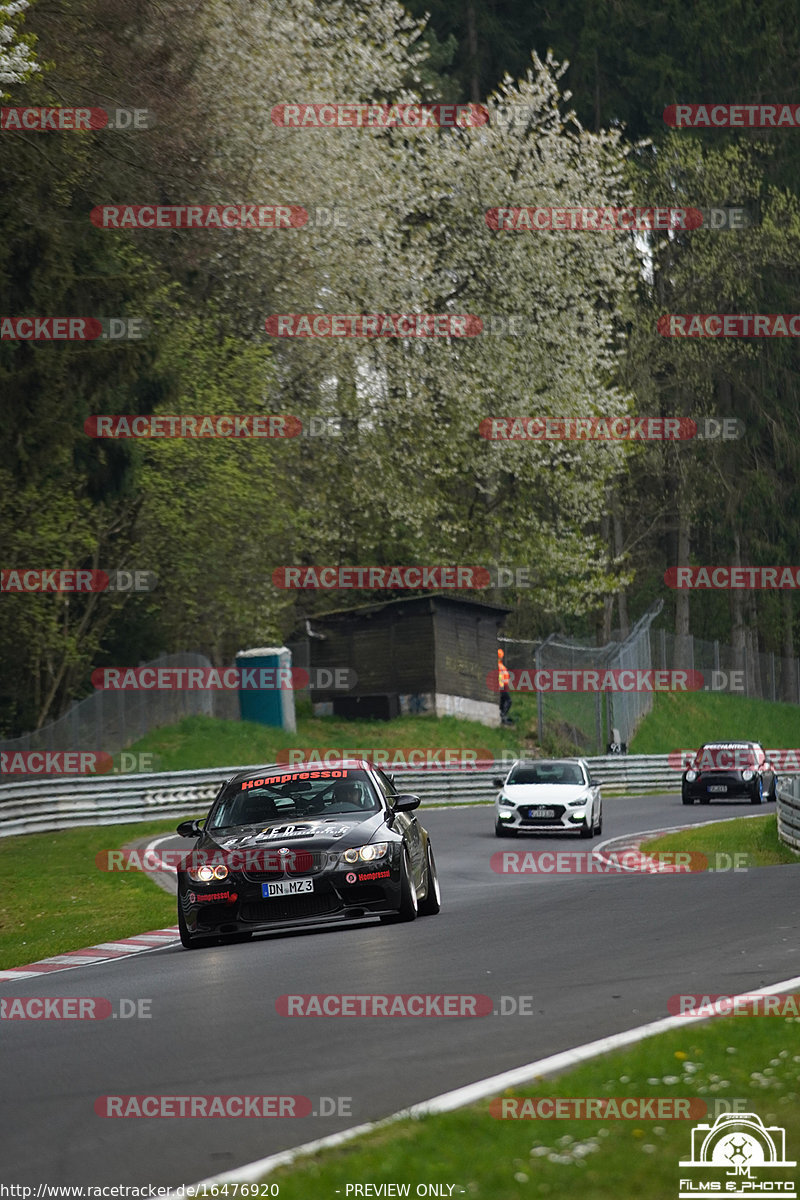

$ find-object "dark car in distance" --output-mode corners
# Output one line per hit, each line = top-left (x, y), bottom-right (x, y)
(681, 741), (777, 805)
(175, 758), (440, 947)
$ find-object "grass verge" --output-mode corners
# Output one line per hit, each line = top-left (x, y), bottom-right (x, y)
(2, 817), (187, 968)
(126, 708), (529, 772)
(640, 813), (800, 867)
(118, 691), (799, 772)
(256, 1016), (800, 1199)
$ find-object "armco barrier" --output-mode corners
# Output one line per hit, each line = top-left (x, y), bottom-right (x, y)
(0, 754), (797, 839)
(777, 775), (800, 852)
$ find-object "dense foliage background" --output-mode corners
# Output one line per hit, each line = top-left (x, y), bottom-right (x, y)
(2, 0), (799, 735)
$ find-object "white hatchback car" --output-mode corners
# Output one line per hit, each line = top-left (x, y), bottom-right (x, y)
(494, 758), (602, 838)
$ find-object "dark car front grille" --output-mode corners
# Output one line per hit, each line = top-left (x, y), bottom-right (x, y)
(518, 805), (565, 824)
(197, 905), (237, 928)
(241, 850), (328, 882)
(696, 772), (751, 792)
(240, 893), (342, 923)
(339, 885), (388, 905)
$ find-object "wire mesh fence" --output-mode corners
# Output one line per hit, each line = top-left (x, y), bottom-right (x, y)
(501, 604), (800, 755)
(0, 653), (239, 762)
(651, 629), (800, 705)
(499, 603), (664, 755)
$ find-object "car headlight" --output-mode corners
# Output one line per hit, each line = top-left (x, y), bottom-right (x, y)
(567, 796), (590, 807)
(742, 769), (754, 781)
(341, 842), (389, 864)
(187, 864), (229, 883)
(685, 770), (697, 782)
(499, 795), (515, 807)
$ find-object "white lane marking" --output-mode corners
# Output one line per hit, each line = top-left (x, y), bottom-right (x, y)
(137, 834), (180, 874)
(594, 813), (773, 871)
(168, 971), (800, 1193)
(0, 931), (180, 981)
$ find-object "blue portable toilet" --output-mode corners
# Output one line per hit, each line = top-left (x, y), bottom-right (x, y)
(235, 646), (296, 732)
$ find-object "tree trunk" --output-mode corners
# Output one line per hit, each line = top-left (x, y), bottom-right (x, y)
(746, 590), (761, 697)
(674, 504), (692, 669)
(783, 591), (796, 701)
(600, 512), (613, 643)
(466, 0), (480, 102)
(730, 531), (746, 681)
(614, 509), (629, 638)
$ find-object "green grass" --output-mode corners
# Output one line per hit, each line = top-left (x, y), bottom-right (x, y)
(2, 817), (187, 968)
(640, 813), (800, 867)
(257, 1017), (800, 1199)
(120, 691), (798, 776)
(126, 707), (530, 772)
(630, 691), (800, 754)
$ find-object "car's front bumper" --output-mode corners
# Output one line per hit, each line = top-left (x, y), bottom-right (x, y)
(682, 773), (759, 801)
(495, 802), (591, 833)
(178, 863), (402, 935)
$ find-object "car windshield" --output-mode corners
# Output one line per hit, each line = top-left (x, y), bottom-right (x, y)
(508, 763), (585, 785)
(207, 768), (381, 830)
(695, 744), (757, 769)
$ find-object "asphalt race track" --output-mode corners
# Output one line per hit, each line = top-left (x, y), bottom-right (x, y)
(3, 794), (799, 1187)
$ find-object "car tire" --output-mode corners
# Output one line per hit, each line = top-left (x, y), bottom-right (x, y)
(751, 778), (763, 805)
(681, 793), (694, 805)
(495, 820), (517, 838)
(381, 850), (418, 923)
(418, 843), (441, 916)
(767, 776), (777, 802)
(594, 808), (603, 836)
(579, 817), (593, 838)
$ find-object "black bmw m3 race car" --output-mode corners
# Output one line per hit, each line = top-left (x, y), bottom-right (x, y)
(175, 758), (441, 948)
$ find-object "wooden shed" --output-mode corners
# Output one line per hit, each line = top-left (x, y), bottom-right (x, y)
(296, 595), (510, 726)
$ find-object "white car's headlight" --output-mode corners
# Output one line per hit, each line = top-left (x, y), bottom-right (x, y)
(341, 842), (389, 864)
(685, 770), (697, 782)
(567, 795), (590, 807)
(499, 795), (515, 807)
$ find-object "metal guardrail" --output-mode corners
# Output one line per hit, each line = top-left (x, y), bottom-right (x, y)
(777, 775), (800, 852)
(2, 755), (799, 839)
(0, 754), (689, 838)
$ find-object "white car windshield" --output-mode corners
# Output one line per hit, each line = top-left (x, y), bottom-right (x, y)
(508, 763), (585, 785)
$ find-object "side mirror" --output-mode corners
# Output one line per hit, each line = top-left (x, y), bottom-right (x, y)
(392, 793), (421, 813)
(177, 819), (203, 838)
(589, 778), (599, 787)
(492, 777), (505, 789)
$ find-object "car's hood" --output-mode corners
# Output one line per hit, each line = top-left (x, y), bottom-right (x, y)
(199, 811), (387, 852)
(502, 784), (590, 805)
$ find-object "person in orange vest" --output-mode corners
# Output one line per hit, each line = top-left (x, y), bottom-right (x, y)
(497, 647), (513, 725)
